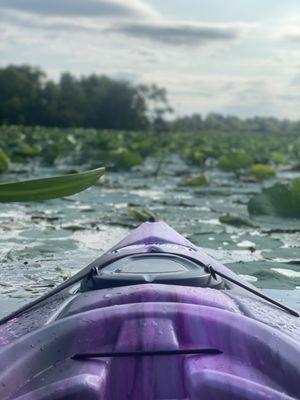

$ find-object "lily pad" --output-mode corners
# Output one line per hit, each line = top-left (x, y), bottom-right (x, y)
(227, 261), (300, 289)
(182, 174), (209, 187)
(219, 214), (258, 228)
(218, 150), (253, 172)
(253, 269), (300, 289)
(262, 247), (300, 262)
(250, 164), (276, 180)
(269, 152), (288, 165)
(110, 149), (142, 169)
(248, 179), (300, 218)
(182, 148), (205, 166)
(127, 207), (156, 222)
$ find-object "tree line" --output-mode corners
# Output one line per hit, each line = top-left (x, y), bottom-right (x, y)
(171, 113), (300, 135)
(0, 65), (299, 134)
(0, 65), (171, 130)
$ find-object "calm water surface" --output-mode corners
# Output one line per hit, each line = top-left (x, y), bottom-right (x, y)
(0, 158), (300, 316)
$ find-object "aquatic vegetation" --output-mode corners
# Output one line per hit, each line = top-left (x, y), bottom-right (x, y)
(192, 150), (205, 166)
(0, 125), (299, 174)
(250, 164), (277, 180)
(0, 148), (10, 173)
(0, 167), (104, 202)
(182, 148), (205, 166)
(182, 174), (209, 187)
(269, 152), (288, 165)
(248, 179), (300, 218)
(219, 214), (257, 228)
(11, 144), (40, 163)
(218, 150), (253, 172)
(127, 207), (156, 222)
(109, 149), (142, 169)
(1, 119), (300, 315)
(291, 163), (300, 171)
(0, 147), (300, 311)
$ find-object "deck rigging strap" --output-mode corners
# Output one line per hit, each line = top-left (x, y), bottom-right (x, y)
(0, 267), (97, 326)
(206, 265), (300, 318)
(0, 256), (298, 326)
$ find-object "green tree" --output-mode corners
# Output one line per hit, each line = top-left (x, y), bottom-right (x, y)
(0, 65), (171, 130)
(0, 65), (45, 125)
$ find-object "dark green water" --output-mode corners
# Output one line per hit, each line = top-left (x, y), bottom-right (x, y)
(1, 157), (300, 316)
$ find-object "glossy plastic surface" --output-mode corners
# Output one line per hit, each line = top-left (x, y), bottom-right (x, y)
(0, 222), (299, 400)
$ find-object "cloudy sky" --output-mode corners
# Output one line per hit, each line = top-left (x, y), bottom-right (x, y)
(0, 0), (299, 119)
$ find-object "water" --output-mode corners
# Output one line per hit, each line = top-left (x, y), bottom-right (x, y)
(0, 158), (300, 317)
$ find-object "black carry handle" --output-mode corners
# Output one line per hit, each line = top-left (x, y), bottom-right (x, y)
(72, 348), (222, 360)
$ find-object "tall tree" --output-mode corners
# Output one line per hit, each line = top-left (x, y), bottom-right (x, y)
(0, 65), (45, 125)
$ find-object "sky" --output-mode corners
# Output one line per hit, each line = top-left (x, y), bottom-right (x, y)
(0, 0), (299, 120)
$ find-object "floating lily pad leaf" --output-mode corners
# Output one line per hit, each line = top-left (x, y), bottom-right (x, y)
(227, 261), (300, 289)
(182, 148), (205, 166)
(182, 174), (209, 187)
(269, 152), (288, 165)
(253, 269), (300, 289)
(262, 247), (300, 262)
(192, 150), (205, 166)
(127, 207), (156, 222)
(219, 214), (258, 228)
(13, 144), (40, 159)
(110, 149), (142, 169)
(250, 164), (276, 180)
(0, 167), (105, 202)
(248, 179), (300, 218)
(218, 150), (253, 172)
(252, 215), (300, 233)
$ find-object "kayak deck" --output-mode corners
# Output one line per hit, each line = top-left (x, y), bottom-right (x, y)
(1, 284), (300, 400)
(0, 221), (300, 400)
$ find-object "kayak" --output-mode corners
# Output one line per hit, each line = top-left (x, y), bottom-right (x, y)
(0, 220), (300, 400)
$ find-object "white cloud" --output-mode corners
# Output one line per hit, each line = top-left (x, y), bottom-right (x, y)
(268, 16), (300, 43)
(0, 0), (158, 19)
(0, 0), (299, 119)
(286, 33), (300, 43)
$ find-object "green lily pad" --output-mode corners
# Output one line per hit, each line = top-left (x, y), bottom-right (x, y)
(227, 261), (300, 289)
(269, 152), (288, 165)
(250, 164), (276, 180)
(182, 174), (209, 187)
(218, 150), (253, 172)
(262, 247), (300, 261)
(253, 268), (300, 289)
(110, 149), (142, 169)
(127, 207), (156, 222)
(248, 179), (300, 218)
(219, 214), (258, 228)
